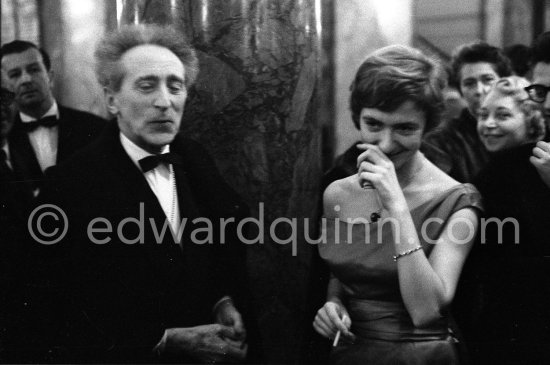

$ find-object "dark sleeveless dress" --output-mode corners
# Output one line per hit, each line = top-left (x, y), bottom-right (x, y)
(318, 184), (482, 365)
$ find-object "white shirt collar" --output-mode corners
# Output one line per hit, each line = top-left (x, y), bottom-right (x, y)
(119, 132), (170, 171)
(20, 101), (59, 123)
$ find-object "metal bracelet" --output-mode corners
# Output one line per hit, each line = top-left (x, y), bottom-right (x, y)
(393, 245), (423, 262)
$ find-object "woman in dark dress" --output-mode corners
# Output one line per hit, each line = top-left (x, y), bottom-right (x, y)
(312, 45), (482, 365)
(471, 76), (549, 364)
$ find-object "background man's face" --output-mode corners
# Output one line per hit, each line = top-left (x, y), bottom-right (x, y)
(532, 62), (550, 119)
(1, 48), (54, 115)
(459, 62), (499, 116)
(108, 44), (187, 154)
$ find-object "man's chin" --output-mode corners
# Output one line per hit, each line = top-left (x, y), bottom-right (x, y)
(146, 134), (177, 150)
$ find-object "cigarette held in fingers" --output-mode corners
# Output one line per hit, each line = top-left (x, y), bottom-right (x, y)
(332, 314), (349, 347)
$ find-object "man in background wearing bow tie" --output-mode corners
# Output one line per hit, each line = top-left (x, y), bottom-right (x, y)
(0, 40), (106, 195)
(25, 24), (252, 364)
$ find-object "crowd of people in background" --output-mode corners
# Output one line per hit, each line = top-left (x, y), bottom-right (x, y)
(1, 18), (549, 365)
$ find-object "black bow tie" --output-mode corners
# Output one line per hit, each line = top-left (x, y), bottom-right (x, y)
(138, 152), (182, 172)
(21, 115), (59, 132)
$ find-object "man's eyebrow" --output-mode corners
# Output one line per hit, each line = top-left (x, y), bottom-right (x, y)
(135, 75), (159, 82)
(167, 74), (185, 83)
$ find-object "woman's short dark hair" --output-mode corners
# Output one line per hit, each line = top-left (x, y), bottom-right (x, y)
(94, 24), (198, 91)
(487, 76), (546, 140)
(349, 45), (446, 133)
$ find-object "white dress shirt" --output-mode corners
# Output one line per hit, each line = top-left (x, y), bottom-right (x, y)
(2, 142), (13, 170)
(120, 133), (181, 234)
(19, 102), (59, 172)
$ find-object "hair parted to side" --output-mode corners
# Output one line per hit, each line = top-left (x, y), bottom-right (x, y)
(0, 40), (52, 71)
(349, 45), (446, 133)
(489, 76), (546, 139)
(450, 41), (512, 86)
(94, 24), (199, 91)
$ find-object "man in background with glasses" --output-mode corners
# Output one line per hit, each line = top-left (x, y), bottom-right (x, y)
(526, 31), (550, 188)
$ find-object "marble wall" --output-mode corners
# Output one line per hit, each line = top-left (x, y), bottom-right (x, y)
(118, 1), (323, 362)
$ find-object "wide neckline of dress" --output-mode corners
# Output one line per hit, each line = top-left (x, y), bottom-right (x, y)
(330, 183), (478, 227)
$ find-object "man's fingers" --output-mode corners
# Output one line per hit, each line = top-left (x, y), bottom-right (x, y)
(231, 314), (246, 339)
(223, 342), (247, 361)
(217, 324), (236, 339)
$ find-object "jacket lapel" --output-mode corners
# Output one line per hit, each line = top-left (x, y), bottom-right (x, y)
(9, 116), (43, 184)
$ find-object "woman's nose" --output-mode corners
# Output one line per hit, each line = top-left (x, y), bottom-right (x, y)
(377, 130), (396, 154)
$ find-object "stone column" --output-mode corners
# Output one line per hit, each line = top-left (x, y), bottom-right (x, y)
(118, 1), (323, 362)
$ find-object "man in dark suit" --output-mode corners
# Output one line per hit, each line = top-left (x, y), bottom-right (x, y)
(1, 40), (106, 195)
(30, 25), (250, 363)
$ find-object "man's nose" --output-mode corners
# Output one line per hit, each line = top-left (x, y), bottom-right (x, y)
(19, 70), (32, 84)
(153, 86), (170, 109)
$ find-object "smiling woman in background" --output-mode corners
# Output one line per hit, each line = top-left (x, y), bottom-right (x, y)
(312, 45), (482, 365)
(471, 76), (549, 364)
(477, 76), (545, 153)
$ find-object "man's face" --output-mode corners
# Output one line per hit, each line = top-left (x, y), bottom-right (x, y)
(1, 48), (54, 115)
(107, 45), (187, 154)
(531, 62), (550, 120)
(459, 62), (499, 116)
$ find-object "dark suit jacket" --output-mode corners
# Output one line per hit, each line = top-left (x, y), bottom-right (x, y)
(7, 104), (106, 191)
(28, 121), (249, 363)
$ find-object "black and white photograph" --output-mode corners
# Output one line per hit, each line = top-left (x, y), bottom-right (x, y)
(1, 0), (549, 364)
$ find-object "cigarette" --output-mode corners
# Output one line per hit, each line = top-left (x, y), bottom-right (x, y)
(332, 314), (348, 347)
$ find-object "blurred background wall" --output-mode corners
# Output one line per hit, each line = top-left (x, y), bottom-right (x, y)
(2, 0), (549, 363)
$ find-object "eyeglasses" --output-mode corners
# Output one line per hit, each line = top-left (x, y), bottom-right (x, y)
(524, 84), (550, 103)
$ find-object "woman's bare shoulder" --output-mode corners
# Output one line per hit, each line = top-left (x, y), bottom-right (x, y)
(323, 175), (361, 217)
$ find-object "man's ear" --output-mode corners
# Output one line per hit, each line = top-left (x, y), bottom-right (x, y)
(104, 86), (119, 116)
(47, 70), (55, 89)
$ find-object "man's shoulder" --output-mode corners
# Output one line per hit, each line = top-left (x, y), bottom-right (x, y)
(46, 127), (112, 178)
(59, 104), (105, 120)
(58, 105), (107, 130)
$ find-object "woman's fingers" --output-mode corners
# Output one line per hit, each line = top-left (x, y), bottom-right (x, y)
(356, 143), (390, 165)
(313, 315), (335, 338)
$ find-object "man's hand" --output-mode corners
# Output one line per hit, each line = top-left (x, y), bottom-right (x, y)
(214, 299), (247, 349)
(530, 141), (550, 188)
(163, 324), (247, 363)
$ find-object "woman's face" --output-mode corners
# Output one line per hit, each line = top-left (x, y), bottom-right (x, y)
(477, 92), (528, 153)
(359, 100), (426, 170)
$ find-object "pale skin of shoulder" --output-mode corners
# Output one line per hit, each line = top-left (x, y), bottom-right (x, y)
(314, 152), (480, 341)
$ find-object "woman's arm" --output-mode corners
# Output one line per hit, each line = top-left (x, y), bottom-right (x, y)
(357, 144), (479, 327)
(390, 206), (478, 327)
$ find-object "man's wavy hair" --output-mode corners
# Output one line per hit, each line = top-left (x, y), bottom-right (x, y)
(349, 45), (446, 133)
(94, 24), (199, 92)
(450, 41), (512, 88)
(486, 76), (546, 140)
